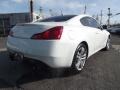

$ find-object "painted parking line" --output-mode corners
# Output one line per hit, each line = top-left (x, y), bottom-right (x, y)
(112, 45), (120, 53)
(0, 48), (7, 52)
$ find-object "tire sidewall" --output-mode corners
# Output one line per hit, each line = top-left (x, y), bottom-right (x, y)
(105, 37), (111, 50)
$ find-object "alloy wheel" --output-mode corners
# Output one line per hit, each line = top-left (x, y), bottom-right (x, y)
(72, 44), (88, 71)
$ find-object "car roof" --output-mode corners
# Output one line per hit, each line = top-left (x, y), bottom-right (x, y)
(61, 14), (92, 19)
(75, 14), (92, 19)
(65, 14), (93, 25)
(35, 14), (92, 23)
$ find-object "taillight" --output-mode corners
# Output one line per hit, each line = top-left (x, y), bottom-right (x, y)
(31, 26), (63, 40)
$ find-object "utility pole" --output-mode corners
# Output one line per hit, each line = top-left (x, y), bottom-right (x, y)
(39, 7), (44, 18)
(107, 8), (112, 26)
(100, 10), (103, 25)
(84, 5), (87, 14)
(60, 9), (63, 16)
(39, 7), (42, 15)
(92, 14), (95, 18)
(49, 9), (53, 16)
(30, 0), (33, 22)
(2, 20), (5, 36)
(96, 14), (99, 21)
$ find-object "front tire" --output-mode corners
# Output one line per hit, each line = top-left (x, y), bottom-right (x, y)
(72, 43), (88, 72)
(103, 37), (111, 51)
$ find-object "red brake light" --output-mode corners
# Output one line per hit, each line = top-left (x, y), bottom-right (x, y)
(31, 26), (63, 40)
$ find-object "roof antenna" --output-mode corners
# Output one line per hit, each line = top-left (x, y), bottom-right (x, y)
(84, 5), (87, 14)
(30, 0), (33, 21)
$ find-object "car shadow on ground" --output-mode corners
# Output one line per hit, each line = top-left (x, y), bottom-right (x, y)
(0, 51), (77, 89)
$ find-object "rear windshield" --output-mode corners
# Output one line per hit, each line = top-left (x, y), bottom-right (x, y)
(37, 15), (76, 22)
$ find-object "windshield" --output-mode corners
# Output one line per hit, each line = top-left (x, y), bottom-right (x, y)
(37, 15), (76, 22)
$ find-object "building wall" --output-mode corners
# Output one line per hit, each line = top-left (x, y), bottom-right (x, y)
(0, 12), (30, 35)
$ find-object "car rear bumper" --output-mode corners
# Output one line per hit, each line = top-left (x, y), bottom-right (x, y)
(7, 36), (75, 68)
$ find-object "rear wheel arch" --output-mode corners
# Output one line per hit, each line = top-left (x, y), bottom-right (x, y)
(71, 41), (89, 72)
(71, 41), (89, 65)
(74, 41), (89, 58)
(109, 35), (111, 39)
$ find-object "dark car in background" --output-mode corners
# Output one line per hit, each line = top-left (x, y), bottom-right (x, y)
(107, 27), (120, 35)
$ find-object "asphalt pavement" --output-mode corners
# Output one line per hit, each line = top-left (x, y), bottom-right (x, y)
(0, 35), (120, 90)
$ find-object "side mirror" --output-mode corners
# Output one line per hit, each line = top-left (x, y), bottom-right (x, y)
(102, 25), (108, 29)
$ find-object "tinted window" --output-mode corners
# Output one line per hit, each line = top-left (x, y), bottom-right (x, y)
(88, 18), (99, 28)
(80, 17), (89, 26)
(37, 15), (76, 22)
(80, 17), (100, 28)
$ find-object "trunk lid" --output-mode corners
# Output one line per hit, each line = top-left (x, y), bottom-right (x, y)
(11, 22), (66, 39)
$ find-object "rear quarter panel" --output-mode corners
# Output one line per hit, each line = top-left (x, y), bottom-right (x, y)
(63, 25), (96, 57)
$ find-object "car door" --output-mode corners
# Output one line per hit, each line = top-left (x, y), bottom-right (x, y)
(87, 17), (106, 51)
(80, 17), (97, 54)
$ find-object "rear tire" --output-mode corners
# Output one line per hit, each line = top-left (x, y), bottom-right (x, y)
(8, 52), (15, 61)
(8, 52), (24, 62)
(71, 43), (88, 72)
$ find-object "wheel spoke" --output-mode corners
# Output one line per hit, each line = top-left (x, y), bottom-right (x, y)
(80, 60), (84, 68)
(76, 52), (81, 58)
(76, 60), (81, 68)
(81, 54), (87, 60)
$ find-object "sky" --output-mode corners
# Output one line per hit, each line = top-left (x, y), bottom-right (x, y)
(0, 0), (120, 24)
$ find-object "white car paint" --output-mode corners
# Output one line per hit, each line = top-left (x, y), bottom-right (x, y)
(7, 15), (110, 68)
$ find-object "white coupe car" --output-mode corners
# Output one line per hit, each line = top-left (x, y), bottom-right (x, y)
(7, 15), (110, 72)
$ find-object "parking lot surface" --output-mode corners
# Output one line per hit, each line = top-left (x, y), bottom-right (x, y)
(0, 35), (120, 90)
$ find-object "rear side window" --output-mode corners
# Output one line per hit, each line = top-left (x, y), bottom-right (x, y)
(80, 17), (100, 28)
(37, 15), (76, 22)
(80, 17), (90, 26)
(88, 18), (100, 28)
